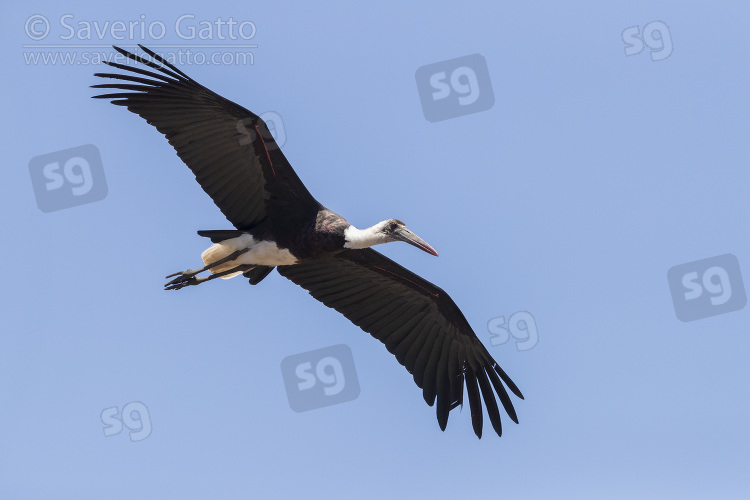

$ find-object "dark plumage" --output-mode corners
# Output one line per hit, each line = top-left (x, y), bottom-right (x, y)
(92, 45), (524, 438)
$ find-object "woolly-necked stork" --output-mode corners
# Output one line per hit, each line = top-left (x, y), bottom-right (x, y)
(92, 45), (523, 438)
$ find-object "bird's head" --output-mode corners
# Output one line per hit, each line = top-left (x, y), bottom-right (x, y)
(344, 219), (439, 256)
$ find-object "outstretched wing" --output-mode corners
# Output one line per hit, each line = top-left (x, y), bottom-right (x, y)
(277, 248), (524, 438)
(92, 44), (320, 230)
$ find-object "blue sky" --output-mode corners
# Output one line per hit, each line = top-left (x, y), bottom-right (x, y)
(3, 1), (749, 498)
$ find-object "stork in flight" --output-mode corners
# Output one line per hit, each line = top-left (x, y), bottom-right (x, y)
(92, 45), (523, 438)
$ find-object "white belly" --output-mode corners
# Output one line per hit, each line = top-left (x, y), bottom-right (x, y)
(201, 234), (298, 278)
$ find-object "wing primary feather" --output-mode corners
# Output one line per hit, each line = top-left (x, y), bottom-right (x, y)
(494, 363), (525, 400)
(464, 369), (483, 439)
(455, 342), (467, 410)
(420, 330), (445, 406)
(435, 338), (453, 431)
(487, 366), (519, 424)
(447, 341), (462, 409)
(476, 366), (503, 437)
(110, 45), (186, 81)
(91, 73), (164, 86)
(137, 44), (192, 79)
(97, 61), (176, 83)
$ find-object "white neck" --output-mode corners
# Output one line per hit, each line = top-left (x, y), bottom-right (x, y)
(343, 223), (388, 249)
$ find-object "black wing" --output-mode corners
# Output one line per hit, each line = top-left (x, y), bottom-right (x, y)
(277, 249), (524, 438)
(92, 44), (320, 230)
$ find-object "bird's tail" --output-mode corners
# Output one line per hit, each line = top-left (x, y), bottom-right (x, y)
(243, 266), (275, 285)
(197, 229), (247, 243)
(197, 230), (275, 284)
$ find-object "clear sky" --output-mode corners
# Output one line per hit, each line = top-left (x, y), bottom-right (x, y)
(3, 1), (749, 499)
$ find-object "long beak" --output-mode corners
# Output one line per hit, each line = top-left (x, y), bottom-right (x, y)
(394, 228), (439, 256)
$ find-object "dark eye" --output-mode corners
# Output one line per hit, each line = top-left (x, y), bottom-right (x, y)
(389, 222), (398, 231)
